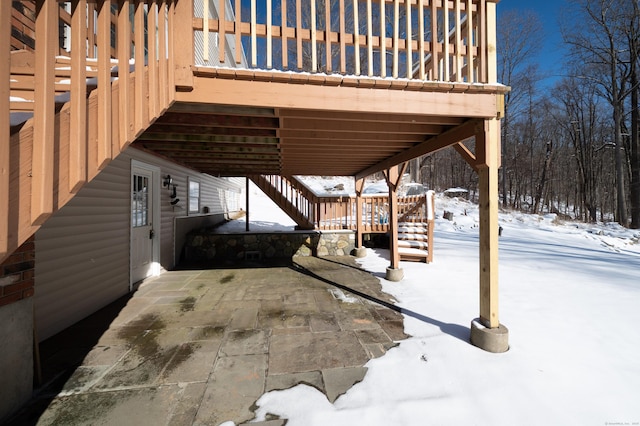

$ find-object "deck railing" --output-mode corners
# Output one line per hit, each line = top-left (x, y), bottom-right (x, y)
(2, 0), (177, 261)
(256, 175), (431, 232)
(194, 0), (497, 83)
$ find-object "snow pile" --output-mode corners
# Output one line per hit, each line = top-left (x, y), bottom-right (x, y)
(243, 183), (640, 425)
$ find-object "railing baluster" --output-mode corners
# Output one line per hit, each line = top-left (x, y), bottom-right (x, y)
(466, 0), (473, 82)
(282, 0), (288, 68)
(311, 0), (317, 72)
(455, 0), (462, 81)
(251, 0), (257, 67)
(235, 0), (242, 64)
(366, 0), (372, 76)
(324, 0), (331, 72)
(70, 0), (88, 193)
(88, 4), (96, 57)
(392, 0), (398, 78)
(158, 0), (169, 111)
(339, 0), (345, 74)
(118, 0), (132, 147)
(203, 0), (209, 62)
(31, 0), (57, 226)
(443, 0), (450, 81)
(148, 1), (159, 120)
(379, 0), (385, 78)
(97, 0), (112, 170)
(134, 0), (147, 133)
(479, 0), (487, 83)
(486, 0), (496, 83)
(405, 0), (412, 79)
(0, 1), (9, 254)
(353, 0), (360, 75)
(266, 0), (272, 68)
(418, 0), (425, 79)
(430, 0), (437, 80)
(220, 0), (227, 64)
(296, 0), (302, 69)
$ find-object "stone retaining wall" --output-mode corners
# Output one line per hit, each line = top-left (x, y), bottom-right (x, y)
(183, 229), (356, 263)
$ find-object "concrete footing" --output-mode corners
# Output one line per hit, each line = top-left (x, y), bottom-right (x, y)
(470, 318), (509, 353)
(352, 247), (367, 258)
(385, 267), (404, 282)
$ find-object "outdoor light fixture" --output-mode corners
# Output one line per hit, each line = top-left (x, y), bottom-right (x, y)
(163, 175), (173, 188)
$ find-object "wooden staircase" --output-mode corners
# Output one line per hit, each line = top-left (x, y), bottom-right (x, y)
(1, 1), (176, 264)
(398, 191), (435, 263)
(249, 175), (316, 230)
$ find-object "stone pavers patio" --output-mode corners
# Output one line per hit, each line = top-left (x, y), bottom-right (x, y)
(8, 256), (408, 426)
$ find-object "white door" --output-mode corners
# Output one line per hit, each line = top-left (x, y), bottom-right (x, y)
(131, 167), (155, 284)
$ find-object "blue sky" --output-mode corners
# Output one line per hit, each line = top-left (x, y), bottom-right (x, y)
(497, 0), (569, 87)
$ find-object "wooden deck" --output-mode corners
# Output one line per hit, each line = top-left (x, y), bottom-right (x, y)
(3, 0), (505, 331)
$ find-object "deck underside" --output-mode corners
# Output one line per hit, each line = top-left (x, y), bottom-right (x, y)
(133, 70), (506, 178)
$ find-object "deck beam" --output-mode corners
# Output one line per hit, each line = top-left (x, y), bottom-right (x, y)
(177, 77), (502, 119)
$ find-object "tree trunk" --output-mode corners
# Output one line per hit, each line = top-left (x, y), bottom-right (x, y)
(630, 45), (640, 228)
(533, 141), (552, 214)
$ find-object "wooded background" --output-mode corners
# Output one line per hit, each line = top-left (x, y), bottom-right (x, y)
(417, 0), (640, 229)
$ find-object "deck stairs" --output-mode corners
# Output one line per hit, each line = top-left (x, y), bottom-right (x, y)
(397, 191), (435, 263)
(249, 175), (316, 230)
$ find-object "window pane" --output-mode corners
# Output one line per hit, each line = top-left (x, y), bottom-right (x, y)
(189, 180), (200, 213)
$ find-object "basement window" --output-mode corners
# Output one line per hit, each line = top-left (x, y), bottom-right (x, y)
(188, 179), (200, 214)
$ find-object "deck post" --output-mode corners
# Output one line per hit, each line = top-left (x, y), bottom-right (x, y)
(246, 177), (250, 232)
(353, 178), (367, 258)
(384, 164), (406, 281)
(472, 118), (509, 353)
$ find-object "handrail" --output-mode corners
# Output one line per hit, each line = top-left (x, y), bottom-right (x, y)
(258, 175), (432, 232)
(192, 0), (497, 84)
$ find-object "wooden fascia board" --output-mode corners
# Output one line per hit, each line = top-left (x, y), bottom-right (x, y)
(177, 77), (500, 118)
(356, 119), (481, 180)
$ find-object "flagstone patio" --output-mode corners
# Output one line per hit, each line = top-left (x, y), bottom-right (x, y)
(8, 256), (408, 426)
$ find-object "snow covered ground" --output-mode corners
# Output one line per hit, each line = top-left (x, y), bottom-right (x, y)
(225, 181), (640, 425)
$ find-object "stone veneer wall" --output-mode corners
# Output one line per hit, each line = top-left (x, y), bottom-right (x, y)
(183, 229), (356, 263)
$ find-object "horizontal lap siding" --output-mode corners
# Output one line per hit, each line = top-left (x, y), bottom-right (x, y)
(34, 154), (130, 341)
(35, 147), (243, 340)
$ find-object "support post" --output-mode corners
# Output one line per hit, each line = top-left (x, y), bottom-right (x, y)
(246, 177), (250, 232)
(384, 164), (407, 281)
(471, 118), (508, 353)
(353, 178), (367, 258)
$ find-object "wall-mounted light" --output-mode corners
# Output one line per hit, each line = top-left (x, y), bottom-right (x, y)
(170, 184), (177, 199)
(163, 175), (173, 188)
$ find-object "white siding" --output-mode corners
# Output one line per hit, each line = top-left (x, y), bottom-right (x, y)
(35, 147), (243, 340)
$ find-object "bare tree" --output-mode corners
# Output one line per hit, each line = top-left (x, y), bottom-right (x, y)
(497, 9), (544, 207)
(563, 0), (635, 226)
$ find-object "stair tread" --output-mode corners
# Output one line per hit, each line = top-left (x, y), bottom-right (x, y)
(398, 233), (429, 241)
(398, 240), (429, 249)
(398, 227), (429, 234)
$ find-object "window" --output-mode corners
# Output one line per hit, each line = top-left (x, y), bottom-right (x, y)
(188, 179), (200, 214)
(132, 174), (150, 227)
